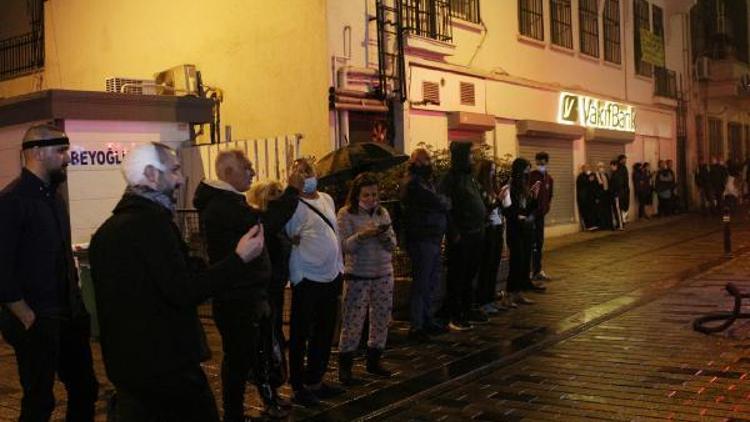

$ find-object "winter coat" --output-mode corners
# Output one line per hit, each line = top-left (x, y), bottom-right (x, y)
(400, 171), (449, 242)
(529, 169), (554, 217)
(89, 193), (250, 388)
(260, 186), (300, 286)
(440, 142), (486, 238)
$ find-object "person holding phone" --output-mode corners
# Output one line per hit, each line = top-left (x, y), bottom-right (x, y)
(336, 173), (397, 386)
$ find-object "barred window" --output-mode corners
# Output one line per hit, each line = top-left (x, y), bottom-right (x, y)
(634, 0), (652, 77)
(550, 0), (573, 49)
(708, 117), (724, 159)
(450, 0), (480, 24)
(519, 0), (544, 41)
(604, 0), (621, 63)
(579, 0), (599, 57)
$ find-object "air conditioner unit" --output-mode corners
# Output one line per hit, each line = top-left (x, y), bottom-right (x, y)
(105, 77), (157, 95)
(153, 64), (200, 96)
(694, 57), (710, 81)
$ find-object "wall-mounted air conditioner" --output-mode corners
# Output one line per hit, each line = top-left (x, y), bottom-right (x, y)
(694, 57), (710, 81)
(105, 77), (157, 95)
(153, 64), (200, 96)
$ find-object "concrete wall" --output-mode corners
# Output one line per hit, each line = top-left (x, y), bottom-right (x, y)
(0, 0), (331, 159)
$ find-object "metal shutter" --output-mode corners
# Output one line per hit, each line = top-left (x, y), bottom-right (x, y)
(586, 141), (624, 168)
(518, 137), (576, 226)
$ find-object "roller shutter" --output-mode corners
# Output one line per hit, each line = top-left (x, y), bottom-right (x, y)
(586, 141), (624, 168)
(518, 137), (576, 226)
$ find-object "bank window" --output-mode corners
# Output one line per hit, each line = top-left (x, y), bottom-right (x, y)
(708, 117), (724, 158)
(579, 0), (599, 57)
(634, 0), (652, 77)
(519, 0), (544, 41)
(550, 0), (573, 49)
(604, 0), (621, 64)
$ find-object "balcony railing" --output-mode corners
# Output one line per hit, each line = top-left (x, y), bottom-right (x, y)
(654, 66), (677, 99)
(449, 0), (480, 24)
(0, 31), (44, 81)
(402, 0), (453, 43)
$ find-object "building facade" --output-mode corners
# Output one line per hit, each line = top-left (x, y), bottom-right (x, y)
(328, 0), (693, 236)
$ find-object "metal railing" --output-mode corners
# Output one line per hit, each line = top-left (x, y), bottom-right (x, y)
(449, 0), (480, 24)
(402, 0), (453, 43)
(0, 31), (44, 81)
(654, 67), (677, 99)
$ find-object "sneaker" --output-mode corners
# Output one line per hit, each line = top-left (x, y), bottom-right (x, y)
(467, 309), (489, 324)
(530, 280), (547, 293)
(310, 382), (345, 399)
(481, 303), (500, 315)
(424, 322), (449, 336)
(534, 271), (552, 281)
(408, 328), (431, 342)
(292, 388), (320, 407)
(501, 295), (518, 309)
(514, 293), (535, 305)
(448, 320), (474, 331)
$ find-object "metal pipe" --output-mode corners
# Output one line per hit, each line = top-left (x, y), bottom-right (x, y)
(723, 206), (732, 257)
(334, 103), (389, 112)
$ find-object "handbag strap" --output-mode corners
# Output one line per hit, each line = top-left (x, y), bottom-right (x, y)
(299, 199), (337, 234)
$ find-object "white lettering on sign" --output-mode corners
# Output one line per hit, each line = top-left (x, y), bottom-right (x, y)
(69, 143), (134, 169)
(558, 92), (636, 132)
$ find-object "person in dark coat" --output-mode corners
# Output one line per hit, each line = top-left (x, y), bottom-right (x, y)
(193, 150), (288, 420)
(616, 154), (630, 221)
(576, 164), (597, 230)
(609, 160), (626, 230)
(695, 157), (713, 215)
(400, 148), (449, 341)
(439, 141), (487, 330)
(593, 162), (614, 230)
(502, 158), (540, 307)
(89, 143), (265, 422)
(529, 152), (553, 285)
(0, 124), (99, 422)
(710, 156), (728, 211)
(655, 160), (677, 217)
(633, 162), (652, 219)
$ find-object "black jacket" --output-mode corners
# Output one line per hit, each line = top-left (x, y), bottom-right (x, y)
(89, 193), (249, 387)
(260, 186), (300, 284)
(0, 169), (85, 318)
(193, 181), (271, 304)
(440, 142), (486, 237)
(400, 170), (448, 241)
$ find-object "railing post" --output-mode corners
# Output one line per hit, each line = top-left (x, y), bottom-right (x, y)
(724, 206), (733, 258)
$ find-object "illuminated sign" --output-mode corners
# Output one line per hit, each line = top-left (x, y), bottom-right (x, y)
(558, 92), (636, 132)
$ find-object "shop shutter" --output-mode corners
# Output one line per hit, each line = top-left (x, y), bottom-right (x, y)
(518, 137), (576, 226)
(586, 141), (624, 168)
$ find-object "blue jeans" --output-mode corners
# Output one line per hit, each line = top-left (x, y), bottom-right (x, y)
(407, 239), (442, 330)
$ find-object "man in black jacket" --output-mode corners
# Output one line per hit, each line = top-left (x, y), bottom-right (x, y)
(89, 143), (264, 422)
(193, 150), (288, 420)
(0, 124), (98, 421)
(439, 142), (487, 331)
(400, 148), (449, 341)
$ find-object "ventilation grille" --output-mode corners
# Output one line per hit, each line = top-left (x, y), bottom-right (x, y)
(105, 77), (157, 95)
(422, 81), (440, 105)
(460, 82), (476, 106)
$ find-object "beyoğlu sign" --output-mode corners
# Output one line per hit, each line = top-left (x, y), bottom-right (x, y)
(68, 142), (136, 170)
(558, 92), (636, 132)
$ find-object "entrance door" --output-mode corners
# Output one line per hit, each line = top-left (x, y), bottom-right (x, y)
(729, 122), (743, 162)
(518, 137), (575, 226)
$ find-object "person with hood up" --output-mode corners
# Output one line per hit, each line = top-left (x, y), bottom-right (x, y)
(576, 164), (597, 230)
(439, 141), (487, 331)
(193, 150), (288, 420)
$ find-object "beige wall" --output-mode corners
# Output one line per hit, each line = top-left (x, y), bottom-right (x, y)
(0, 0), (331, 159)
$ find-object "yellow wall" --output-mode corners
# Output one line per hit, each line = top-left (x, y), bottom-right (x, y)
(0, 0), (331, 158)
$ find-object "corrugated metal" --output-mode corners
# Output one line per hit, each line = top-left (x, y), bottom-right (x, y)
(586, 141), (624, 167)
(518, 137), (576, 226)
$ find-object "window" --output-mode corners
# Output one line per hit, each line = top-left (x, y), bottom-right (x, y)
(519, 0), (544, 41)
(579, 0), (599, 57)
(450, 0), (480, 24)
(633, 0), (652, 77)
(0, 0), (44, 81)
(604, 0), (621, 63)
(708, 118), (724, 159)
(403, 0), (453, 42)
(550, 0), (573, 49)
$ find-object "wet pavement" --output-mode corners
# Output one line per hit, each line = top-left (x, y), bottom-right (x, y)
(0, 212), (748, 421)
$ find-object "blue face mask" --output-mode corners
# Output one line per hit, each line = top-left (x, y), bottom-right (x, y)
(302, 177), (318, 194)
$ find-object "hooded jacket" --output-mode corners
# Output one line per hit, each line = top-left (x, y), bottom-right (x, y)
(193, 180), (271, 304)
(439, 142), (486, 237)
(400, 165), (449, 241)
(89, 192), (249, 387)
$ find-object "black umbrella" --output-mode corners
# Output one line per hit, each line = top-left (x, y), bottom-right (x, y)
(316, 142), (408, 186)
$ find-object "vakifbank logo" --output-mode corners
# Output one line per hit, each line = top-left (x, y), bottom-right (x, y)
(560, 94), (579, 124)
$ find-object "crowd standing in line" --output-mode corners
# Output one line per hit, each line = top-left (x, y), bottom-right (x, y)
(3, 125), (700, 421)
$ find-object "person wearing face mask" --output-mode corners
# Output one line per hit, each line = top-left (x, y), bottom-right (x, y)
(193, 150), (288, 420)
(593, 162), (614, 230)
(400, 148), (449, 341)
(576, 164), (597, 230)
(336, 173), (397, 386)
(0, 124), (99, 422)
(283, 158), (345, 407)
(528, 152), (553, 286)
(89, 143), (265, 421)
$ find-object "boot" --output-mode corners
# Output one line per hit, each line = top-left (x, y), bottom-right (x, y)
(366, 348), (392, 378)
(338, 351), (360, 386)
(257, 383), (289, 419)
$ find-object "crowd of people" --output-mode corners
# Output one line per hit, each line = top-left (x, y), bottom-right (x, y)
(694, 156), (750, 215)
(1, 124), (696, 422)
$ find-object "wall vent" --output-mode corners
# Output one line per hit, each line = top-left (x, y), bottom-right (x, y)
(422, 81), (440, 105)
(460, 82), (476, 106)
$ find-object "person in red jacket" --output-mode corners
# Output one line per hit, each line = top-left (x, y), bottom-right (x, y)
(528, 152), (553, 288)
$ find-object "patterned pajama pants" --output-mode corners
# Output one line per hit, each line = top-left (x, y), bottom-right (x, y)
(338, 275), (394, 353)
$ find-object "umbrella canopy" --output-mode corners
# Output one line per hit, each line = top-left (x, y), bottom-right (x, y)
(316, 142), (408, 185)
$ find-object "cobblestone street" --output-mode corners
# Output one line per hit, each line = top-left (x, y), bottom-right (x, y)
(1, 213), (749, 421)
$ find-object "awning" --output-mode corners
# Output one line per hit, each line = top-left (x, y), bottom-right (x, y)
(516, 120), (585, 139)
(585, 127), (635, 144)
(447, 111), (495, 131)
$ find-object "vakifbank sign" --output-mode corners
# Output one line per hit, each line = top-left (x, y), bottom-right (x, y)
(558, 92), (636, 132)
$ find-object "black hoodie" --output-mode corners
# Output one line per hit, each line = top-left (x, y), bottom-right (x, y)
(193, 180), (271, 304)
(439, 142), (486, 237)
